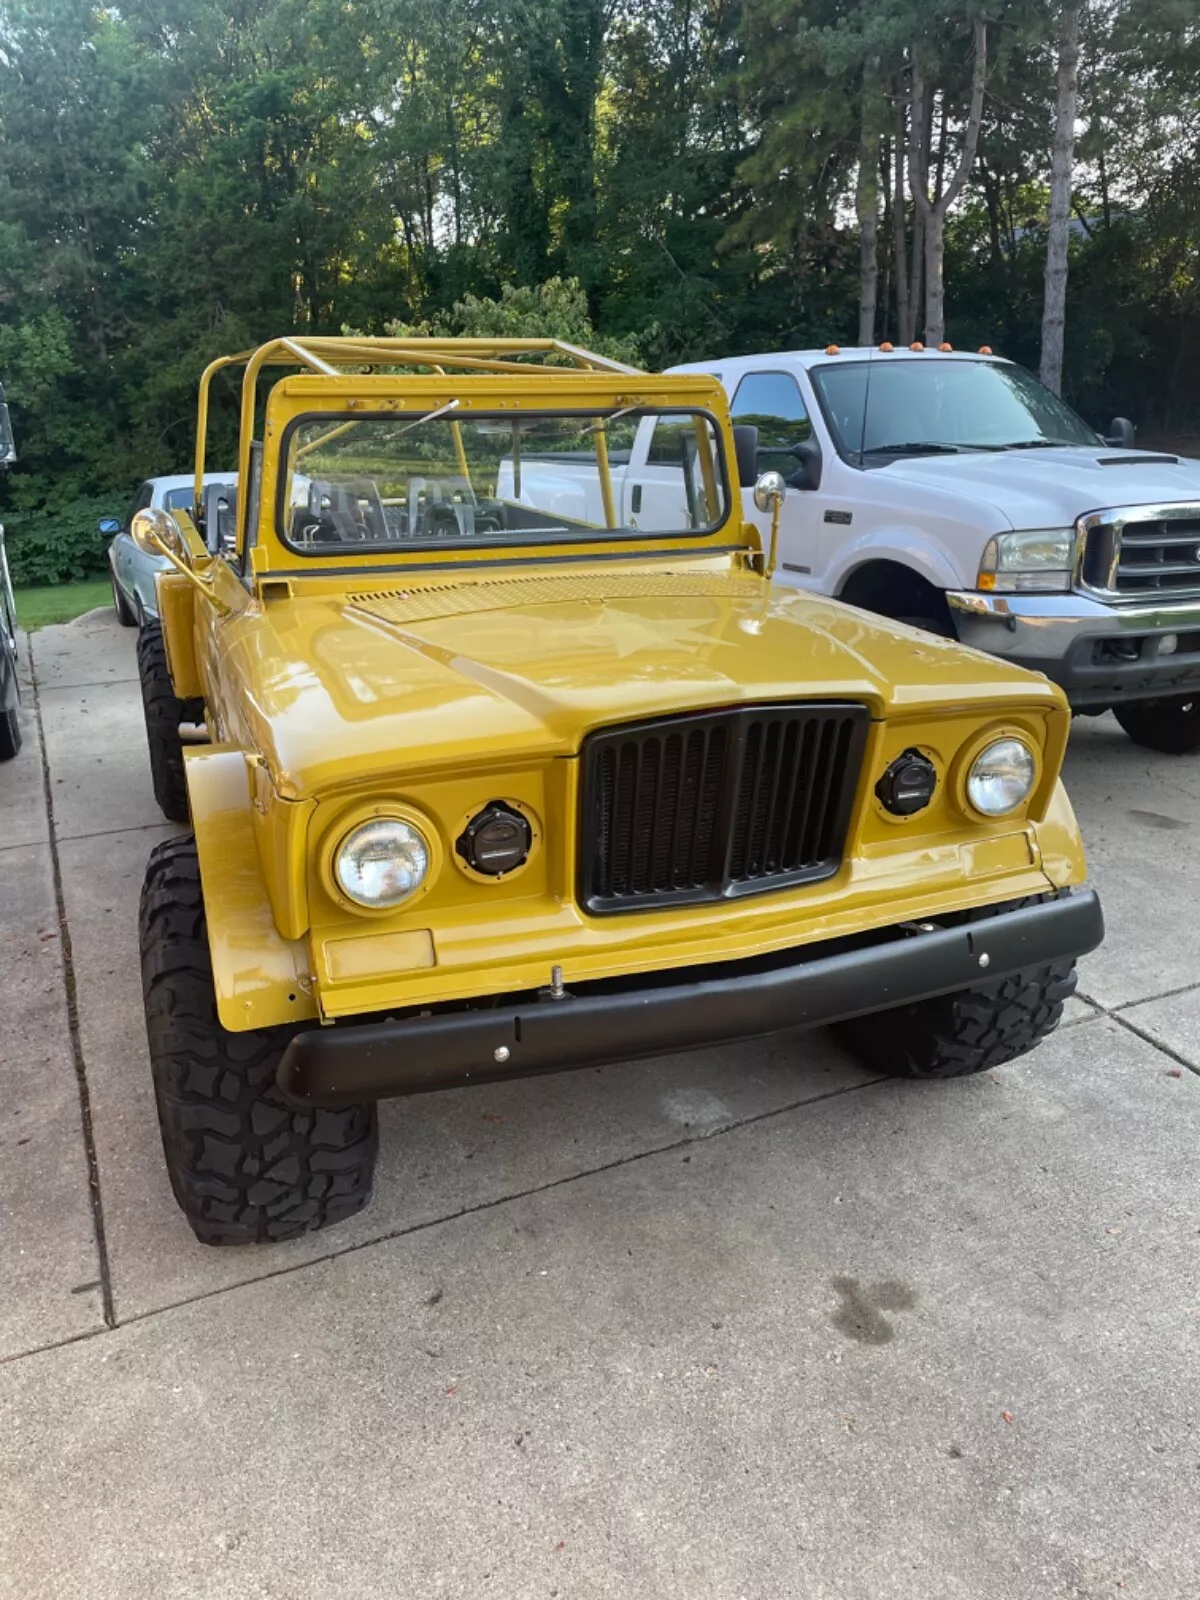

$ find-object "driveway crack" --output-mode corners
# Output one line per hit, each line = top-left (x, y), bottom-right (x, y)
(28, 635), (117, 1330)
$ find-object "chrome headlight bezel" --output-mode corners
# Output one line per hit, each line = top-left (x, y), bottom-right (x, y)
(964, 736), (1038, 818)
(330, 812), (435, 911)
(979, 529), (1075, 593)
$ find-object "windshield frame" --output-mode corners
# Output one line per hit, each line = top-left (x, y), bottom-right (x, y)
(808, 356), (1103, 465)
(273, 405), (733, 557)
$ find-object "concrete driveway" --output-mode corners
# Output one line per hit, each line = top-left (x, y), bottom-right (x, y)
(2, 607), (1198, 1599)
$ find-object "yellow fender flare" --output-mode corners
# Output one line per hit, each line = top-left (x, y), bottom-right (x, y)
(185, 745), (318, 1032)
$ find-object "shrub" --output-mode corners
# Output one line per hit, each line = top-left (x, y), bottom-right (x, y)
(1, 494), (117, 586)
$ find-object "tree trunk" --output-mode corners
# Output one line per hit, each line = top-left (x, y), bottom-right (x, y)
(907, 20), (988, 345)
(1041, 4), (1081, 394)
(857, 116), (880, 346)
(892, 94), (911, 342)
(908, 210), (923, 343)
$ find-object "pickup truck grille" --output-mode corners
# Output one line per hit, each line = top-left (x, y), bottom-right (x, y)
(1081, 506), (1200, 599)
(580, 703), (869, 914)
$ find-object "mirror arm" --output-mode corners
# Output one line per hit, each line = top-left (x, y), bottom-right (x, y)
(764, 501), (783, 581)
(149, 535), (232, 616)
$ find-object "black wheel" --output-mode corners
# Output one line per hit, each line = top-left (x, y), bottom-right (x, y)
(0, 641), (19, 761)
(137, 619), (203, 823)
(833, 899), (1077, 1079)
(139, 835), (378, 1245)
(0, 702), (19, 761)
(111, 565), (137, 626)
(1113, 694), (1200, 755)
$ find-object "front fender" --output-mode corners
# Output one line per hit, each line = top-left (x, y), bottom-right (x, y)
(185, 745), (318, 1032)
(831, 529), (970, 595)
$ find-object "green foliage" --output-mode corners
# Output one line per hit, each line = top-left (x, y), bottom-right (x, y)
(3, 497), (117, 587)
(382, 277), (644, 365)
(0, 0), (1196, 555)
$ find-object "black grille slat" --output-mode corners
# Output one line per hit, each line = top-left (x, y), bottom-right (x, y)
(581, 703), (869, 913)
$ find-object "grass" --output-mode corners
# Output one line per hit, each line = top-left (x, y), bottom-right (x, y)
(14, 578), (112, 631)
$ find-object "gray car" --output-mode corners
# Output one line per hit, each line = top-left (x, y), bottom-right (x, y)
(104, 473), (236, 624)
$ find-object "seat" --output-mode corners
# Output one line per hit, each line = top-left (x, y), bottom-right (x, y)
(202, 481), (237, 554)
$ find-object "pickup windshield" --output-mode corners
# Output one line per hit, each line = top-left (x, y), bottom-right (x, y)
(278, 408), (728, 553)
(810, 358), (1102, 462)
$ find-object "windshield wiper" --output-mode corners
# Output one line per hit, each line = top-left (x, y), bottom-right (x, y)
(995, 438), (1086, 450)
(868, 441), (964, 455)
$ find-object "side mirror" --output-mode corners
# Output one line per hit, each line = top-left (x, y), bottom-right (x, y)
(98, 517), (121, 535)
(733, 425), (760, 488)
(1105, 416), (1136, 449)
(752, 471), (787, 513)
(131, 506), (188, 565)
(788, 437), (823, 491)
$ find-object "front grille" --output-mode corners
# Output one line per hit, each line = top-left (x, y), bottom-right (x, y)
(1082, 510), (1200, 598)
(580, 703), (869, 914)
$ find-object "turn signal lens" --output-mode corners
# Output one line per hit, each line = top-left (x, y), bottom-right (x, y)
(966, 739), (1036, 817)
(335, 817), (430, 907)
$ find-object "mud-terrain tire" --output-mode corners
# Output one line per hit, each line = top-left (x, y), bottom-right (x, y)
(140, 835), (378, 1245)
(1113, 694), (1200, 755)
(137, 620), (203, 822)
(833, 898), (1077, 1079)
(111, 567), (137, 626)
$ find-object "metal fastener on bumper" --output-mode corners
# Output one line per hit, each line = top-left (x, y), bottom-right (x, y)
(277, 890), (1104, 1107)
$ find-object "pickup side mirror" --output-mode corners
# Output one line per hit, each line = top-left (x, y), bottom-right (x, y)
(98, 517), (122, 535)
(733, 425), (759, 488)
(1104, 416), (1136, 449)
(788, 437), (823, 491)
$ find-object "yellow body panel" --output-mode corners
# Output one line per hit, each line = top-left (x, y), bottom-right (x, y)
(162, 336), (1089, 1031)
(185, 746), (317, 1030)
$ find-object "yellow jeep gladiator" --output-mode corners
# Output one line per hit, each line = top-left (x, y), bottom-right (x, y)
(130, 336), (1103, 1245)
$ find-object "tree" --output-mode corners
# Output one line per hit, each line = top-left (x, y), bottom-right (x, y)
(1040, 4), (1081, 393)
(906, 15), (989, 345)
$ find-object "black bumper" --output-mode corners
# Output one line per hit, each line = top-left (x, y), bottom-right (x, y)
(277, 890), (1104, 1108)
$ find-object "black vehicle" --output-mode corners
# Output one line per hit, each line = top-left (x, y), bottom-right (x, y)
(0, 381), (20, 762)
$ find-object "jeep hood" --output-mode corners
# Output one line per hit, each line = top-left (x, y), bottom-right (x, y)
(227, 571), (1065, 797)
(875, 446), (1200, 531)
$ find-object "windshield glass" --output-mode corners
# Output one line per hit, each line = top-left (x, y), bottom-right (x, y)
(278, 408), (728, 553)
(810, 359), (1101, 459)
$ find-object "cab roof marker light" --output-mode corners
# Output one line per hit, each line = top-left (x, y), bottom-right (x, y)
(825, 344), (841, 356)
(979, 345), (994, 355)
(910, 342), (924, 351)
(939, 342), (953, 351)
(879, 342), (894, 352)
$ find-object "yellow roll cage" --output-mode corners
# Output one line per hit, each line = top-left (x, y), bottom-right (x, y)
(193, 336), (720, 544)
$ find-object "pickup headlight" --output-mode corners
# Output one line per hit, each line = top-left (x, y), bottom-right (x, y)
(966, 738), (1036, 816)
(335, 817), (430, 908)
(978, 530), (1074, 592)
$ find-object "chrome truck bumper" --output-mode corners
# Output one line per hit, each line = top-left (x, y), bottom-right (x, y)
(947, 591), (1200, 709)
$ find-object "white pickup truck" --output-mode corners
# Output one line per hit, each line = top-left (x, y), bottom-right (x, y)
(663, 347), (1200, 755)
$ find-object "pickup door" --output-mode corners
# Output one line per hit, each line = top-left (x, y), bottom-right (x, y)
(725, 369), (830, 590)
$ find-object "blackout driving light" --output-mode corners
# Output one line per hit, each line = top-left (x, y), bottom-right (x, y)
(456, 801), (532, 877)
(876, 749), (938, 816)
(966, 738), (1036, 816)
(335, 817), (430, 908)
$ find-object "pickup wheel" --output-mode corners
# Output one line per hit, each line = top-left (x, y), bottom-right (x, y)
(137, 620), (203, 823)
(832, 899), (1077, 1079)
(1113, 694), (1200, 755)
(140, 835), (378, 1245)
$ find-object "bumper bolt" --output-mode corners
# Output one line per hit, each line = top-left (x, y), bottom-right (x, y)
(494, 1045), (511, 1063)
(978, 953), (990, 968)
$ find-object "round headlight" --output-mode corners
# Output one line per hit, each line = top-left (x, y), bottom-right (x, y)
(966, 738), (1036, 816)
(335, 817), (430, 908)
